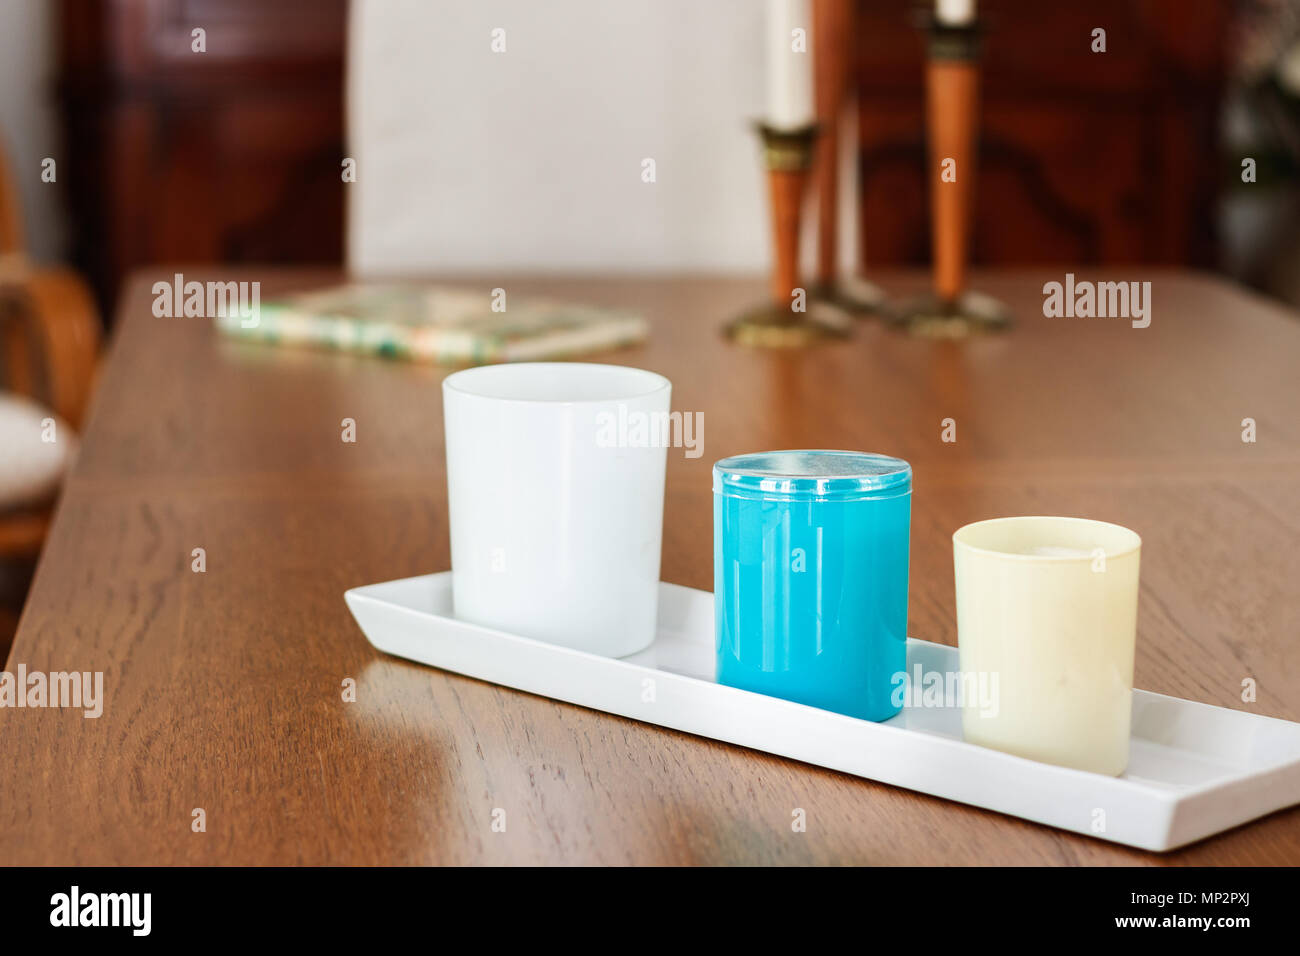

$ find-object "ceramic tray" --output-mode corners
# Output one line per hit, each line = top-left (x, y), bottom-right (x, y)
(345, 572), (1300, 852)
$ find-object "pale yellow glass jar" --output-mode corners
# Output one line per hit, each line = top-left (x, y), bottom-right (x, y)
(953, 516), (1141, 776)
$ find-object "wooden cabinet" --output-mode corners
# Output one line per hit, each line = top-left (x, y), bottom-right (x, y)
(852, 0), (1230, 270)
(58, 0), (347, 320)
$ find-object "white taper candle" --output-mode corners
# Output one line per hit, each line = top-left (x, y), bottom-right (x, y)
(766, 0), (814, 129)
(935, 0), (976, 27)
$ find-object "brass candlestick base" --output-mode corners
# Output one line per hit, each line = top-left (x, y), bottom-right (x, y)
(810, 275), (889, 316)
(888, 290), (1010, 339)
(726, 300), (852, 347)
(726, 122), (852, 348)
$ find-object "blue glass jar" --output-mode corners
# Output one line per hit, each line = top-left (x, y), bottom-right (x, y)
(713, 450), (912, 721)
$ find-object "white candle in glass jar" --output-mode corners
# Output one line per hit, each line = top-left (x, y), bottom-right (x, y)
(953, 516), (1141, 776)
(766, 0), (814, 129)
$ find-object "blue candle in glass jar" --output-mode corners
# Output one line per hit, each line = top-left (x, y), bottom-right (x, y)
(713, 450), (911, 722)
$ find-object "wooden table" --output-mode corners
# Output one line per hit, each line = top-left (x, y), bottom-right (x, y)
(3, 268), (1298, 865)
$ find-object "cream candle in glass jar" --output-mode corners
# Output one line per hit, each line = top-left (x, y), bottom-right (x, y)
(952, 516), (1141, 776)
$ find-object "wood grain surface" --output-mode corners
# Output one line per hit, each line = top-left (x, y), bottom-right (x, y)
(2, 268), (1298, 865)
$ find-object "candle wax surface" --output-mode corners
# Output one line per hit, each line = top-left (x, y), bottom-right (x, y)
(1019, 545), (1096, 558)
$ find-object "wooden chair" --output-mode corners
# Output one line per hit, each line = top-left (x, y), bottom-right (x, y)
(0, 138), (102, 561)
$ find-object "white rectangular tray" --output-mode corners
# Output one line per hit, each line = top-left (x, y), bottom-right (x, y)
(345, 572), (1300, 852)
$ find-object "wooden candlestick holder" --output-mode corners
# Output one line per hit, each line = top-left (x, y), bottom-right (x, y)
(891, 18), (1009, 338)
(725, 123), (851, 348)
(810, 0), (886, 315)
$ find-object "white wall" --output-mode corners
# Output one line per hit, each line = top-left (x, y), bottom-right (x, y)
(347, 0), (858, 276)
(0, 0), (64, 261)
